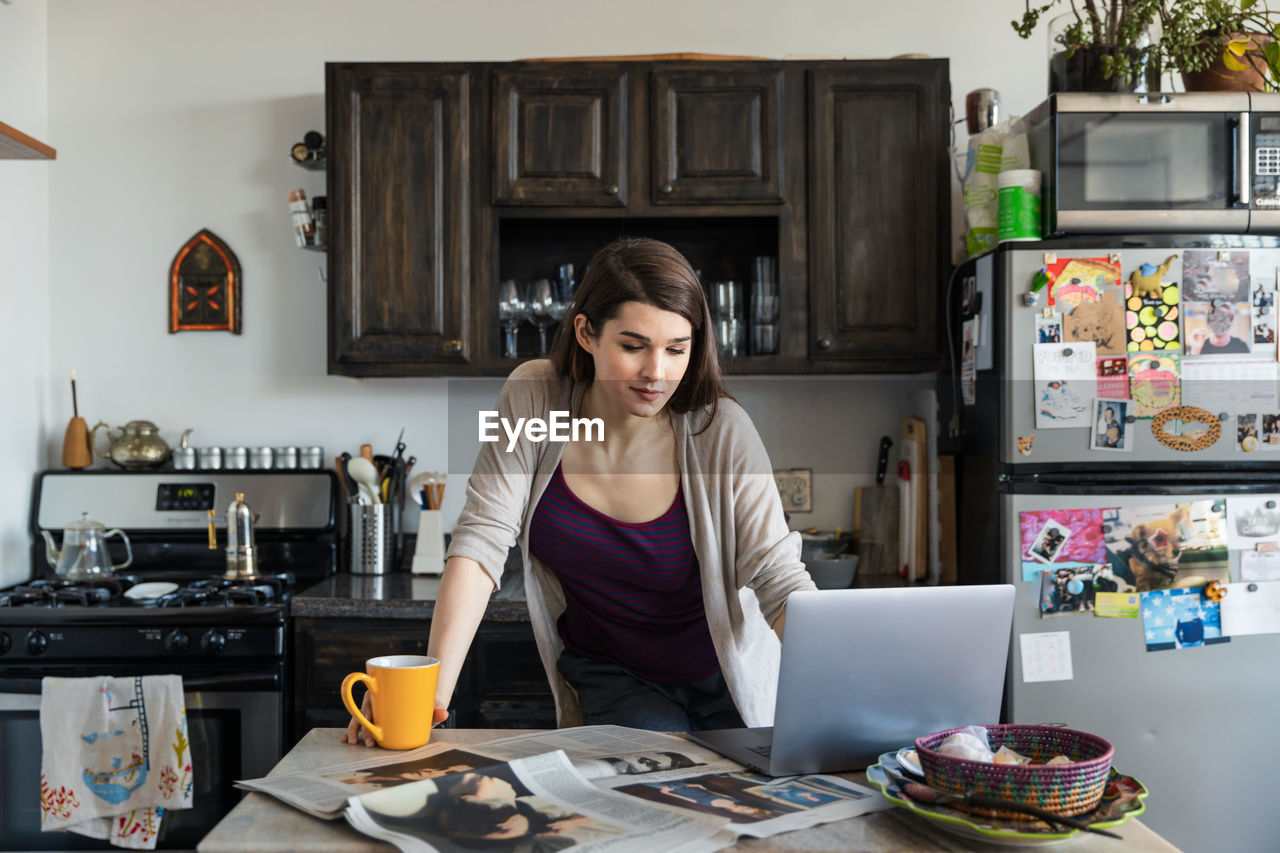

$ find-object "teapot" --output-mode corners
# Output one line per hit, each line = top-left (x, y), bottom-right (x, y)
(90, 419), (172, 469)
(40, 513), (133, 580)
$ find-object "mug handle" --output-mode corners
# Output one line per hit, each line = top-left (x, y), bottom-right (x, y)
(104, 528), (133, 570)
(341, 672), (381, 743)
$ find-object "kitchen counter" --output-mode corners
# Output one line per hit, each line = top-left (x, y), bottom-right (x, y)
(198, 728), (1182, 853)
(291, 571), (530, 621)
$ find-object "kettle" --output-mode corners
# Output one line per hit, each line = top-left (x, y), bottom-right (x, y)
(207, 492), (259, 580)
(40, 513), (134, 580)
(90, 419), (172, 469)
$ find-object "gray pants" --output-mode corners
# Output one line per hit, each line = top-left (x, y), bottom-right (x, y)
(557, 648), (745, 732)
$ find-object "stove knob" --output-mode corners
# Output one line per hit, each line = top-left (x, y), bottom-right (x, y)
(201, 629), (227, 655)
(0, 631), (10, 655)
(164, 629), (190, 653)
(25, 629), (47, 656)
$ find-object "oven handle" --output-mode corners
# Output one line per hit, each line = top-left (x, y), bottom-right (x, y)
(0, 671), (279, 695)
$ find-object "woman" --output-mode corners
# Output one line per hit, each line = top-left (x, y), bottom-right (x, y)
(345, 237), (814, 741)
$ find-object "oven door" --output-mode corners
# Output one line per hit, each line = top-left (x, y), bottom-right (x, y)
(1049, 93), (1249, 233)
(0, 669), (280, 851)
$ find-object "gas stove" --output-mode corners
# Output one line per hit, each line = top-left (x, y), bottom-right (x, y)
(0, 573), (297, 609)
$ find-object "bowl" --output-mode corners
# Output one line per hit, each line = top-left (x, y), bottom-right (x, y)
(804, 555), (859, 589)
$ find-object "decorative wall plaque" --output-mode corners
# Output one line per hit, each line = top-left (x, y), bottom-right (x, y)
(169, 229), (241, 333)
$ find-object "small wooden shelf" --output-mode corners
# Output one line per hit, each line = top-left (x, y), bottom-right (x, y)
(290, 155), (325, 171)
(0, 120), (55, 160)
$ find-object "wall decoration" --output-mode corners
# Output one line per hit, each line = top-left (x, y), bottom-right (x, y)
(1128, 353), (1180, 418)
(1104, 501), (1229, 593)
(1141, 587), (1229, 651)
(1064, 292), (1126, 355)
(1125, 280), (1180, 352)
(1033, 342), (1097, 429)
(1096, 356), (1129, 399)
(1035, 313), (1063, 343)
(1225, 496), (1280, 550)
(1185, 300), (1253, 357)
(1151, 406), (1222, 452)
(1092, 399), (1134, 451)
(1127, 255), (1178, 300)
(168, 229), (242, 334)
(1183, 249), (1251, 302)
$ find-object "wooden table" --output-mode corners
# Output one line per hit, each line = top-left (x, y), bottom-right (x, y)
(197, 729), (1182, 852)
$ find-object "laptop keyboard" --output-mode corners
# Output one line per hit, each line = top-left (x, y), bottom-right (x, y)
(746, 743), (772, 759)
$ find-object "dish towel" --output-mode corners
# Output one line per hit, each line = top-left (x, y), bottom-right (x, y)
(40, 675), (193, 849)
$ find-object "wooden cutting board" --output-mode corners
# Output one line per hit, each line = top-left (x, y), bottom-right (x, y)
(854, 436), (899, 577)
(899, 417), (928, 582)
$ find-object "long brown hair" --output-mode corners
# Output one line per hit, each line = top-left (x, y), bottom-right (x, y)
(549, 237), (728, 421)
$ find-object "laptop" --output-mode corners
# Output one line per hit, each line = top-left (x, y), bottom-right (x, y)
(687, 584), (1015, 776)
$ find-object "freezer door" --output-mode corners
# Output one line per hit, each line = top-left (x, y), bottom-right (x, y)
(1004, 490), (1280, 853)
(1000, 245), (1280, 465)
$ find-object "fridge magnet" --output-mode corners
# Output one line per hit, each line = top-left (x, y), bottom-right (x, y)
(1128, 354), (1180, 418)
(1240, 549), (1280, 582)
(1091, 399), (1134, 451)
(1064, 292), (1126, 355)
(168, 229), (242, 334)
(1220, 581), (1280, 637)
(1151, 406), (1222, 452)
(1183, 249), (1250, 303)
(1035, 313), (1063, 343)
(1127, 255), (1177, 300)
(1250, 284), (1276, 355)
(1044, 257), (1121, 309)
(1094, 590), (1141, 618)
(1096, 356), (1129, 399)
(1104, 501), (1230, 593)
(1125, 280), (1180, 352)
(1141, 586), (1230, 651)
(1185, 301), (1254, 357)
(1226, 496), (1280, 550)
(1016, 434), (1035, 456)
(1033, 342), (1097, 429)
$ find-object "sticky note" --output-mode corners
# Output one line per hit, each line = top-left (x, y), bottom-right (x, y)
(1221, 582), (1280, 636)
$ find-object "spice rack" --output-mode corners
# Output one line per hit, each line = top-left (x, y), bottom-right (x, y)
(288, 132), (326, 252)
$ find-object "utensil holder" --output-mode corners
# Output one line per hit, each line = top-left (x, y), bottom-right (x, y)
(349, 503), (393, 575)
(61, 416), (92, 469)
(411, 510), (445, 575)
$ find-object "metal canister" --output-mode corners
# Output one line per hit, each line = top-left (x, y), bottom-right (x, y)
(172, 446), (197, 470)
(224, 446), (249, 470)
(299, 446), (324, 469)
(249, 447), (274, 469)
(197, 447), (223, 470)
(965, 88), (1001, 135)
(273, 446), (298, 469)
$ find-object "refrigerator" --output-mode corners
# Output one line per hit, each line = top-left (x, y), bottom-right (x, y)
(956, 237), (1280, 853)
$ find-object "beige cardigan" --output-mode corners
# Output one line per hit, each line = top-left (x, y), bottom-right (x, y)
(446, 359), (816, 727)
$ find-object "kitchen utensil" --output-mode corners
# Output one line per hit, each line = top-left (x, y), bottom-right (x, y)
(347, 456), (382, 504)
(41, 513), (134, 580)
(61, 371), (92, 469)
(90, 419), (171, 469)
(172, 429), (197, 470)
(339, 452), (358, 500)
(207, 491), (259, 580)
(854, 435), (899, 576)
(900, 782), (1122, 838)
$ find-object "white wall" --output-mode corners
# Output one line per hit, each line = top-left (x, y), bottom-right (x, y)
(0, 0), (50, 588)
(22, 0), (1053, 577)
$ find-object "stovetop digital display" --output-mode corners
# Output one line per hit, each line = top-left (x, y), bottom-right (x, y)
(155, 482), (217, 511)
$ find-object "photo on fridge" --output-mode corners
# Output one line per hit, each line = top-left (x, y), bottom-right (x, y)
(1184, 300), (1253, 357)
(1141, 586), (1229, 652)
(1091, 399), (1133, 451)
(1102, 501), (1229, 593)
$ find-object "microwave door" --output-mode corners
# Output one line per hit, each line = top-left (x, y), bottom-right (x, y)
(1054, 111), (1247, 233)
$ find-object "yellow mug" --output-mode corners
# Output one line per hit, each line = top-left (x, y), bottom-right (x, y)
(341, 654), (440, 750)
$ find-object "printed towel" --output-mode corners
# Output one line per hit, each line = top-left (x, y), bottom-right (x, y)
(40, 675), (193, 849)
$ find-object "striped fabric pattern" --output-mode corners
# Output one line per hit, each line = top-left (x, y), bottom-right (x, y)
(529, 463), (719, 684)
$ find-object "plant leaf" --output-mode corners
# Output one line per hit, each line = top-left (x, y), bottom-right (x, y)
(1225, 49), (1253, 72)
(1228, 38), (1252, 58)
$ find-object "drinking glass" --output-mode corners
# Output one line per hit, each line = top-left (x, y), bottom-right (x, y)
(528, 278), (555, 356)
(750, 256), (780, 355)
(498, 279), (531, 359)
(710, 281), (744, 358)
(556, 262), (576, 303)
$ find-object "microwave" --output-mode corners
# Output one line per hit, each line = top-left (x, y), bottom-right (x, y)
(1027, 92), (1280, 234)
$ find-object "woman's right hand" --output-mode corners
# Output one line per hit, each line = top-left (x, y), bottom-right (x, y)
(341, 693), (451, 748)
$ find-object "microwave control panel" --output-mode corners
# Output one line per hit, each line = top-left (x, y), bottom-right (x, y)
(1253, 118), (1280, 206)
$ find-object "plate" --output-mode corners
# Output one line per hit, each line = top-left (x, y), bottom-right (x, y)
(867, 750), (1148, 847)
(124, 582), (179, 600)
(895, 747), (924, 777)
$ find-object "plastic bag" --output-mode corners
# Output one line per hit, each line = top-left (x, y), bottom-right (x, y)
(935, 725), (995, 762)
(961, 116), (1030, 256)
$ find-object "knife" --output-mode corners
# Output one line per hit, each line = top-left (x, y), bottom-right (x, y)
(901, 781), (1122, 839)
(875, 435), (892, 485)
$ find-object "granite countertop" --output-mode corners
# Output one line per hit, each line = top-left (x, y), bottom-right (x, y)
(291, 569), (530, 621)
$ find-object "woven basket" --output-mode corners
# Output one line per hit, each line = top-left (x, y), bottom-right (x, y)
(915, 724), (1114, 820)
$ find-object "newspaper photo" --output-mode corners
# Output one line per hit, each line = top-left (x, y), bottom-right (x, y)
(344, 749), (730, 853)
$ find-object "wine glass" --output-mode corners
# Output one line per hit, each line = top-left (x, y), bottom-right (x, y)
(528, 278), (555, 356)
(498, 279), (531, 359)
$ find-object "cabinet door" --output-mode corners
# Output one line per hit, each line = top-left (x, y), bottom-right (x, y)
(492, 68), (627, 206)
(327, 65), (471, 373)
(651, 67), (783, 204)
(807, 62), (948, 366)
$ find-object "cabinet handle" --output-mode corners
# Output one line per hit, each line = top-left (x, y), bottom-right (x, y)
(817, 337), (832, 350)
(605, 184), (619, 196)
(661, 183), (673, 194)
(445, 339), (463, 354)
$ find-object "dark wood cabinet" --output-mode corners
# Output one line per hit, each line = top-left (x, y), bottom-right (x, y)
(492, 67), (628, 207)
(325, 58), (949, 377)
(326, 64), (473, 374)
(807, 62), (949, 369)
(650, 67), (784, 205)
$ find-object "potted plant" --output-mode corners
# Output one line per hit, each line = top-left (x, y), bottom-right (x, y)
(1012, 0), (1166, 93)
(1162, 0), (1280, 91)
